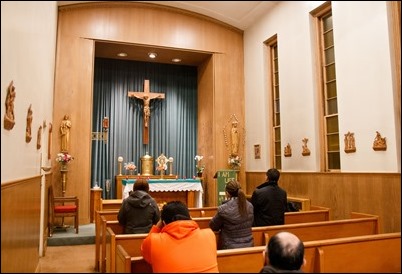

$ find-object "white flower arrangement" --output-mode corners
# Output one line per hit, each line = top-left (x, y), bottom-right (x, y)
(194, 155), (205, 173)
(228, 155), (241, 169)
(56, 152), (74, 164)
(124, 162), (137, 171)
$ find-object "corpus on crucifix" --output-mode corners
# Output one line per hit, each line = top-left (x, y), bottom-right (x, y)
(128, 79), (165, 144)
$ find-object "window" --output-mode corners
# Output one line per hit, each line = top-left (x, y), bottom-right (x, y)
(313, 2), (341, 171)
(266, 37), (281, 169)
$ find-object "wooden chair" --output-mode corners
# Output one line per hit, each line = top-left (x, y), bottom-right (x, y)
(48, 185), (79, 237)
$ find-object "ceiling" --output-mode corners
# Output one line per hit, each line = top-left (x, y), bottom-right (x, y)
(58, 1), (279, 66)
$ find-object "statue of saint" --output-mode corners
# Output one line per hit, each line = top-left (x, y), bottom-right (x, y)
(4, 81), (16, 130)
(60, 115), (72, 152)
(26, 104), (33, 143)
(230, 121), (239, 156)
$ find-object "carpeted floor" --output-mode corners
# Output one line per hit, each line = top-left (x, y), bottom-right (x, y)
(39, 244), (97, 273)
(39, 224), (98, 273)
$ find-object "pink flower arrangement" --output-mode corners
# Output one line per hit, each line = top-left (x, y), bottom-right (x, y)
(56, 152), (74, 164)
(124, 162), (137, 171)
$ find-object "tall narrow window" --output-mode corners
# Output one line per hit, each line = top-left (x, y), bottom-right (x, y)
(314, 3), (341, 171)
(266, 39), (281, 169)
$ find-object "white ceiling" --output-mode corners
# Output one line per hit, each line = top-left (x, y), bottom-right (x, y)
(58, 1), (279, 30)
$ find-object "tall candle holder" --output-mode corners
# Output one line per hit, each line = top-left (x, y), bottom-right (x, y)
(168, 157), (174, 175)
(59, 162), (68, 196)
(118, 156), (123, 175)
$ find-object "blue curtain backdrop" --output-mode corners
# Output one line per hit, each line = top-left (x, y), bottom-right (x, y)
(92, 58), (198, 198)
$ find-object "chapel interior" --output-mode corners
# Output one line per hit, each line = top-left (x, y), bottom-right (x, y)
(1, 1), (401, 273)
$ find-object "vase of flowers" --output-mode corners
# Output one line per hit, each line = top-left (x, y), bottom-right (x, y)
(228, 155), (241, 170)
(124, 162), (137, 175)
(194, 155), (205, 177)
(56, 152), (74, 171)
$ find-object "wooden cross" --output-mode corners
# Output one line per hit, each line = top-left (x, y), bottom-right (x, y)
(128, 79), (165, 144)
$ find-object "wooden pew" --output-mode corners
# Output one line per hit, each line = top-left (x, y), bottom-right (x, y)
(109, 211), (370, 273)
(302, 232), (401, 273)
(116, 233), (401, 273)
(112, 212), (379, 273)
(103, 216), (213, 273)
(95, 210), (119, 271)
(251, 212), (379, 246)
(101, 199), (123, 211)
(188, 206), (217, 217)
(97, 206), (330, 271)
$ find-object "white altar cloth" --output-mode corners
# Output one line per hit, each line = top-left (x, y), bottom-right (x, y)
(122, 179), (203, 207)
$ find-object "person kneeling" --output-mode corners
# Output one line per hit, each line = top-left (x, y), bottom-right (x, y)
(141, 201), (219, 273)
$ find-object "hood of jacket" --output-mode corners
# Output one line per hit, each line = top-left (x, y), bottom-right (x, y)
(126, 190), (153, 208)
(160, 220), (199, 240)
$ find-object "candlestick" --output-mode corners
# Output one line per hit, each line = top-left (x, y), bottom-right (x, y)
(118, 156), (123, 175)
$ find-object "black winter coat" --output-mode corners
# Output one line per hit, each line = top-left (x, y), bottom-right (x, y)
(251, 181), (287, 226)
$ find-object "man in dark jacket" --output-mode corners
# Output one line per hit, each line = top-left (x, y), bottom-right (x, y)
(118, 178), (160, 234)
(251, 168), (287, 226)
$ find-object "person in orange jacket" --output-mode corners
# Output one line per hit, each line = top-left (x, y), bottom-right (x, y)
(141, 201), (219, 273)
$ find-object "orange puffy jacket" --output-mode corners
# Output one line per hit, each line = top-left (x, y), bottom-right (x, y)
(141, 220), (219, 273)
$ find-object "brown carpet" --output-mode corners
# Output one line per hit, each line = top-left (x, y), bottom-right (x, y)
(39, 244), (98, 273)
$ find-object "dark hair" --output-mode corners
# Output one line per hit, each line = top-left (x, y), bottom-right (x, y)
(225, 179), (248, 217)
(161, 201), (191, 224)
(133, 178), (149, 192)
(266, 168), (280, 182)
(267, 232), (304, 270)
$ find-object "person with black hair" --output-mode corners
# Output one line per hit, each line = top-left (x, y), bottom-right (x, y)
(251, 168), (287, 226)
(118, 178), (160, 234)
(141, 201), (219, 273)
(260, 231), (305, 273)
(209, 179), (254, 249)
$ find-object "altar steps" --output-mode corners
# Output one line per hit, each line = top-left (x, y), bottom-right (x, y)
(47, 223), (95, 246)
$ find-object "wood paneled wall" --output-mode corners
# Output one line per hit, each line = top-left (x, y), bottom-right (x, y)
(1, 177), (41, 273)
(53, 2), (245, 222)
(246, 171), (401, 233)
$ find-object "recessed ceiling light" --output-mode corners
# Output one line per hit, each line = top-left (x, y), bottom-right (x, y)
(148, 52), (157, 59)
(172, 58), (182, 63)
(117, 52), (127, 57)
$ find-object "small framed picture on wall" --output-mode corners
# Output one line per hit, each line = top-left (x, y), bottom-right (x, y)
(254, 144), (261, 159)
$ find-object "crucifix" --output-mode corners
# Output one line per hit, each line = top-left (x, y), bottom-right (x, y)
(128, 79), (165, 144)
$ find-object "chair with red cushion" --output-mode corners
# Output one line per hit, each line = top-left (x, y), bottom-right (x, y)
(48, 185), (79, 236)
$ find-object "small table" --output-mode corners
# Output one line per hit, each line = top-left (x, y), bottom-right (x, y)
(122, 179), (203, 208)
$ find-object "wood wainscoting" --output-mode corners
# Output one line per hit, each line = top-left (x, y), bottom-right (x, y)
(246, 171), (401, 234)
(1, 176), (41, 273)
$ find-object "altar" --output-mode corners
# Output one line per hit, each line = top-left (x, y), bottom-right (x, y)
(122, 178), (203, 208)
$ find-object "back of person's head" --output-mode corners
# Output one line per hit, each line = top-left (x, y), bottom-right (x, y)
(266, 168), (280, 182)
(225, 179), (248, 216)
(161, 201), (191, 224)
(266, 231), (304, 271)
(133, 178), (149, 192)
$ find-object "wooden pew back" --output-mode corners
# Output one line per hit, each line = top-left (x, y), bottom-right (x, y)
(252, 214), (379, 246)
(96, 206), (330, 271)
(302, 232), (401, 272)
(100, 199), (122, 211)
(95, 210), (119, 271)
(188, 206), (217, 217)
(115, 233), (401, 273)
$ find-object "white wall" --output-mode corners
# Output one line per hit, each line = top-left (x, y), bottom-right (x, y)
(1, 1), (57, 182)
(244, 1), (399, 172)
